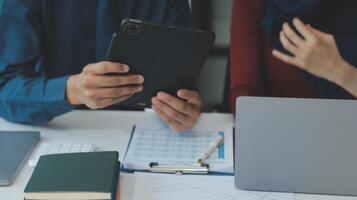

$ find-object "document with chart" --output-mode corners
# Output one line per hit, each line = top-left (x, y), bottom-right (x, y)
(123, 122), (234, 173)
(120, 172), (294, 200)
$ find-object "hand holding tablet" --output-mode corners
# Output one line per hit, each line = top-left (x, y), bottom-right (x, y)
(66, 61), (144, 109)
(67, 19), (215, 131)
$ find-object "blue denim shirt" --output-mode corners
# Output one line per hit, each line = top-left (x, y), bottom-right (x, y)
(0, 0), (191, 124)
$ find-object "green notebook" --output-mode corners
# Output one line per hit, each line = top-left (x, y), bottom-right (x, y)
(24, 151), (119, 200)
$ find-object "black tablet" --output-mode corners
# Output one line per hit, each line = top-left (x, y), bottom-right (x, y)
(106, 19), (215, 109)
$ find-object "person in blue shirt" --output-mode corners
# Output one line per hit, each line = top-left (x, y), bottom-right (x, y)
(0, 0), (202, 132)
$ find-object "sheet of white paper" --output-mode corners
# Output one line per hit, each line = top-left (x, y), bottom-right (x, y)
(120, 172), (294, 200)
(123, 123), (234, 173)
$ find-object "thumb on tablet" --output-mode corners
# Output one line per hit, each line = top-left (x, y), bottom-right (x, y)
(177, 89), (202, 106)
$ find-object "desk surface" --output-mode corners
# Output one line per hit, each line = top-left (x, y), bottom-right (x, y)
(0, 110), (356, 200)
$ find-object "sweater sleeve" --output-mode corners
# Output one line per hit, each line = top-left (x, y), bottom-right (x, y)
(230, 0), (265, 112)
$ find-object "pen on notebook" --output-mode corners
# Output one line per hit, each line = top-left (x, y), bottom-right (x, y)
(197, 134), (224, 164)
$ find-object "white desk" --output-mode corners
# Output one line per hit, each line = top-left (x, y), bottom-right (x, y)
(0, 110), (356, 200)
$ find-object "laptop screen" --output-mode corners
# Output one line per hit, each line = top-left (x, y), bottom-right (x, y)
(0, 131), (40, 186)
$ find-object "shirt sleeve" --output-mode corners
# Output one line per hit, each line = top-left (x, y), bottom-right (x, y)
(164, 0), (192, 27)
(230, 0), (265, 112)
(0, 0), (73, 125)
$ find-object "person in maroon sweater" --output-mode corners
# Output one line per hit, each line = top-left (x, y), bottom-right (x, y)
(230, 0), (316, 112)
(230, 0), (357, 111)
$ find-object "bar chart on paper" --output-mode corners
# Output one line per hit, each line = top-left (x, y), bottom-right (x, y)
(122, 172), (294, 200)
(123, 125), (233, 172)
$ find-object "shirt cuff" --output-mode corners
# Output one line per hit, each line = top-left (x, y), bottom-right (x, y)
(43, 76), (74, 119)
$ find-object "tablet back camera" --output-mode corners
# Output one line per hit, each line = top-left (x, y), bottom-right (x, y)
(124, 22), (141, 35)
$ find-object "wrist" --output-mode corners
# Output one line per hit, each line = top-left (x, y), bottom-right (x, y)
(334, 61), (357, 97)
(335, 61), (355, 86)
(66, 75), (82, 105)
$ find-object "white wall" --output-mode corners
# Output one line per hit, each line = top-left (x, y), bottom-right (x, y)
(197, 56), (228, 111)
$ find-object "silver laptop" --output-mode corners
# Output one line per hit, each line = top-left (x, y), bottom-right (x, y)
(0, 131), (40, 186)
(235, 97), (357, 196)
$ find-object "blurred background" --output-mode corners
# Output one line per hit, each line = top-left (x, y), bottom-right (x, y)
(191, 0), (233, 112)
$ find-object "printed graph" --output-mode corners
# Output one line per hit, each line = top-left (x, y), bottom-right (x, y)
(126, 127), (224, 164)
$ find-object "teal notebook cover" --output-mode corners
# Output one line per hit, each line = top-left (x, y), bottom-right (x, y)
(24, 151), (119, 195)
